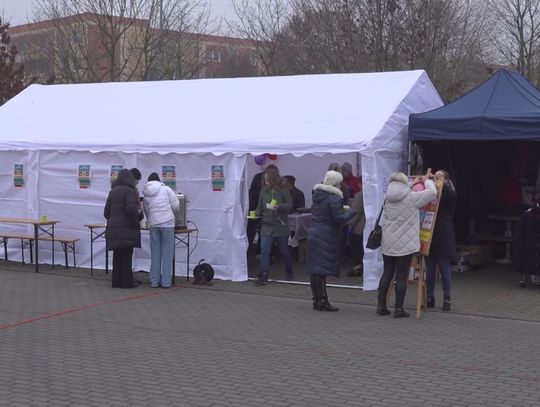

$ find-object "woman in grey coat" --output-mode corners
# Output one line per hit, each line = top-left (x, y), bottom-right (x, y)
(307, 171), (356, 311)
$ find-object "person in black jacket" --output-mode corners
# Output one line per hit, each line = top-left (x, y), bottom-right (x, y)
(425, 170), (457, 311)
(307, 170), (356, 311)
(513, 201), (540, 284)
(284, 175), (306, 213)
(104, 169), (142, 288)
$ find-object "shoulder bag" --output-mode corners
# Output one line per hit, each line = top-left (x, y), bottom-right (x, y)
(365, 200), (385, 250)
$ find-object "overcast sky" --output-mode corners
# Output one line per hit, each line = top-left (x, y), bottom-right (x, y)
(0, 0), (236, 25)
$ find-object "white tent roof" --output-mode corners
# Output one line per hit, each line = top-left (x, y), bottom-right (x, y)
(0, 70), (441, 155)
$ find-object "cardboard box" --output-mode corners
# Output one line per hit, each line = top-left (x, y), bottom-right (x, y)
(455, 244), (493, 265)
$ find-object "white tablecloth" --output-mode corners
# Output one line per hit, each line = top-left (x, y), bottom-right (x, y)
(288, 213), (312, 247)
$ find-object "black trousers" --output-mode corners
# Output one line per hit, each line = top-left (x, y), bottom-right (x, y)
(378, 254), (412, 309)
(349, 233), (364, 265)
(112, 247), (134, 288)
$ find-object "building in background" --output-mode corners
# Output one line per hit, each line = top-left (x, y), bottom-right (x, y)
(10, 13), (260, 84)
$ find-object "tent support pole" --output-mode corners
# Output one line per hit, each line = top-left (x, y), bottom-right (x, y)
(407, 141), (412, 176)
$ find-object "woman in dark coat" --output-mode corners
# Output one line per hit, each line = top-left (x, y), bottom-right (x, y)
(307, 170), (356, 311)
(513, 201), (540, 283)
(104, 169), (142, 288)
(425, 170), (457, 311)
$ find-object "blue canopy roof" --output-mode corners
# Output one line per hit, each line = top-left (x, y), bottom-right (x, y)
(409, 69), (540, 141)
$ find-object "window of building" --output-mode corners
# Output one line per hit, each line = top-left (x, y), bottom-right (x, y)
(207, 48), (221, 62)
(249, 54), (258, 66)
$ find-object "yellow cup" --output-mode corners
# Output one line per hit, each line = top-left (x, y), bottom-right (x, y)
(249, 210), (256, 217)
(40, 215), (48, 222)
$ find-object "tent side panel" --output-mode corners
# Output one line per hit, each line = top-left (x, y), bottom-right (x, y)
(361, 145), (408, 291)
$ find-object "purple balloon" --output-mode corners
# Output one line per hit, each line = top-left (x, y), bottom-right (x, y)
(254, 154), (267, 166)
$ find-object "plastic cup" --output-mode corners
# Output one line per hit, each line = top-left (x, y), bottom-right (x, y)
(343, 205), (350, 212)
(270, 199), (278, 206)
(40, 215), (48, 222)
(249, 211), (256, 217)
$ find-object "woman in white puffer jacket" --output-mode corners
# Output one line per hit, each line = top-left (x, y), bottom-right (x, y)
(377, 171), (437, 318)
(143, 173), (179, 288)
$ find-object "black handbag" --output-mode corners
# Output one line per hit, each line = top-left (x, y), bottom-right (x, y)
(366, 200), (385, 250)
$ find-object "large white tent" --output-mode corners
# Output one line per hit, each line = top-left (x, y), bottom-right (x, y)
(0, 70), (442, 289)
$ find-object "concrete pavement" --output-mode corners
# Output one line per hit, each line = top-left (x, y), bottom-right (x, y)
(0, 263), (539, 406)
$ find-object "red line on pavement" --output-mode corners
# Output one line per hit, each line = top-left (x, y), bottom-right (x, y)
(0, 287), (182, 331)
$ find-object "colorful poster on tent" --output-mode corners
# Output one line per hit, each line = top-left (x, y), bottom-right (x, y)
(211, 165), (225, 192)
(418, 179), (443, 256)
(162, 165), (176, 191)
(78, 165), (91, 189)
(13, 164), (24, 188)
(110, 165), (123, 184)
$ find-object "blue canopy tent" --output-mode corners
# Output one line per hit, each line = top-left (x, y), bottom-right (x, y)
(409, 69), (540, 141)
(407, 69), (540, 262)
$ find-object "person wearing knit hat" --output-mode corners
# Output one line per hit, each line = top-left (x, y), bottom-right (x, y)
(306, 170), (357, 311)
(341, 162), (360, 197)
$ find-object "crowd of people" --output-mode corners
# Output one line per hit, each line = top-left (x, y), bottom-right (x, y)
(248, 162), (457, 318)
(103, 162), (457, 320)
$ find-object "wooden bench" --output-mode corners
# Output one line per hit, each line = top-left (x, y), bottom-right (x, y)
(0, 233), (35, 264)
(39, 236), (80, 269)
(0, 234), (79, 269)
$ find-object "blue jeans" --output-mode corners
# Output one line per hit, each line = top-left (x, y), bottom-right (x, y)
(259, 234), (292, 280)
(425, 255), (452, 298)
(149, 227), (175, 287)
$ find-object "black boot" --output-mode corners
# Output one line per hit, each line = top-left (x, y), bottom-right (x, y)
(394, 307), (410, 318)
(317, 276), (339, 312)
(377, 287), (390, 315)
(442, 296), (451, 311)
(255, 272), (268, 285)
(426, 296), (435, 308)
(376, 304), (391, 316)
(310, 275), (320, 310)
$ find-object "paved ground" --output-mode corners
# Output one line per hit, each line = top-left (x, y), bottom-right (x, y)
(0, 262), (539, 406)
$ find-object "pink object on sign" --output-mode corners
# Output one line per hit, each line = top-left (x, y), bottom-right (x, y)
(412, 182), (425, 192)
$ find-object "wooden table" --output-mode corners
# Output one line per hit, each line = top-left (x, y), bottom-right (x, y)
(85, 224), (196, 282)
(0, 217), (59, 272)
(469, 214), (520, 264)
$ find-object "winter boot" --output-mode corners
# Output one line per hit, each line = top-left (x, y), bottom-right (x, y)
(255, 272), (268, 285)
(426, 296), (435, 308)
(377, 287), (390, 315)
(376, 304), (391, 316)
(442, 296), (451, 311)
(317, 276), (339, 311)
(310, 275), (320, 310)
(394, 308), (410, 318)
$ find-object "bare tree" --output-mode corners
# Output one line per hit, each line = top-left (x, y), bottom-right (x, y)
(279, 0), (492, 99)
(229, 0), (292, 75)
(490, 0), (540, 82)
(31, 0), (215, 83)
